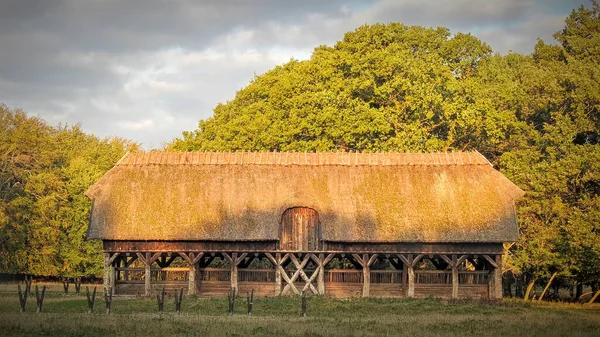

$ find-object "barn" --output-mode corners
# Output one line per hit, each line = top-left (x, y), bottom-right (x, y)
(86, 151), (524, 299)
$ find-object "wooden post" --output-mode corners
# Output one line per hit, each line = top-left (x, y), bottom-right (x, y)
(189, 259), (197, 295)
(231, 252), (238, 293)
(353, 253), (377, 298)
(222, 252), (247, 295)
(265, 253), (282, 296)
(452, 255), (459, 299)
(86, 286), (97, 313)
(401, 261), (408, 290)
(175, 288), (184, 313)
(315, 253), (333, 296)
(362, 254), (370, 298)
(483, 254), (502, 300)
(440, 254), (468, 300)
(35, 285), (46, 313)
(495, 254), (503, 299)
(103, 253), (111, 294)
(398, 254), (415, 298)
(317, 253), (325, 295)
(145, 252), (152, 296)
(178, 252), (204, 295)
(275, 253), (282, 295)
(18, 284), (27, 312)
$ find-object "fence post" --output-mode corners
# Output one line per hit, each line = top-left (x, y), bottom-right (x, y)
(247, 289), (254, 316)
(86, 286), (97, 313)
(35, 285), (46, 313)
(175, 288), (183, 314)
(18, 285), (27, 313)
(63, 278), (70, 295)
(104, 287), (112, 314)
(25, 276), (32, 295)
(301, 291), (307, 317)
(156, 287), (166, 312)
(227, 287), (235, 316)
(75, 277), (82, 296)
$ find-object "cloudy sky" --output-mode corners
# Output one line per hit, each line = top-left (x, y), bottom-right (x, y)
(0, 0), (588, 149)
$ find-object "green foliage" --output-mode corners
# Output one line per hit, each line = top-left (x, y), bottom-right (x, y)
(171, 3), (600, 292)
(170, 23), (493, 152)
(0, 105), (137, 277)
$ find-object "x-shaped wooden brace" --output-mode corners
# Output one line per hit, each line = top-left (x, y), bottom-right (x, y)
(285, 254), (315, 295)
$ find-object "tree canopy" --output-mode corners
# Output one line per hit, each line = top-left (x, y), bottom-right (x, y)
(0, 105), (137, 277)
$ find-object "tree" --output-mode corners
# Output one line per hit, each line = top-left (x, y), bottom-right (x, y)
(0, 105), (138, 277)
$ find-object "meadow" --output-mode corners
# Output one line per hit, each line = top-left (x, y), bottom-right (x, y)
(0, 283), (599, 337)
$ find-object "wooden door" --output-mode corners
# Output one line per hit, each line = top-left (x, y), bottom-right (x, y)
(280, 207), (321, 251)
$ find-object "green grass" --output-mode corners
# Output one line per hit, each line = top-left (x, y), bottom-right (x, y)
(0, 283), (599, 336)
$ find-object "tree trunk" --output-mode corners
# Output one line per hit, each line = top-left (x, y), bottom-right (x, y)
(503, 273), (514, 298)
(576, 283), (583, 300)
(515, 274), (525, 298)
(537, 272), (557, 303)
(524, 278), (536, 301)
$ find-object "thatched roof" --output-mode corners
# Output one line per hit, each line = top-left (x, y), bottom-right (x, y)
(86, 151), (524, 243)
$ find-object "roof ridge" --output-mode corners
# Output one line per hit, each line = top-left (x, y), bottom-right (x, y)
(115, 150), (492, 167)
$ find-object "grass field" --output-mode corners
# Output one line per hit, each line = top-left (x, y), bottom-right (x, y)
(0, 283), (599, 337)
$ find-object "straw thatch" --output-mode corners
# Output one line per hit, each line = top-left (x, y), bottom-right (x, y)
(85, 151), (524, 243)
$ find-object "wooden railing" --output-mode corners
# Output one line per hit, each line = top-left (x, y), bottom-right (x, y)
(415, 271), (489, 285)
(459, 271), (489, 285)
(115, 267), (189, 282)
(415, 270), (451, 284)
(199, 268), (230, 282)
(325, 270), (403, 283)
(371, 270), (403, 284)
(326, 270), (362, 283)
(115, 267), (488, 285)
(238, 269), (275, 282)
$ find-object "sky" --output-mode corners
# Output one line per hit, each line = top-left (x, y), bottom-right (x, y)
(0, 0), (590, 149)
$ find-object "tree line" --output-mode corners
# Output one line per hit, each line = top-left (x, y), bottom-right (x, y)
(1, 2), (598, 299)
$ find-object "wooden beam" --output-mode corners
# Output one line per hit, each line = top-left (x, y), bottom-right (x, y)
(413, 254), (425, 267)
(439, 254), (453, 266)
(389, 257), (402, 270)
(351, 254), (365, 268)
(108, 253), (120, 266)
(457, 255), (469, 267)
(482, 254), (498, 268)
